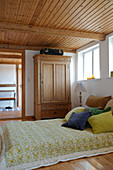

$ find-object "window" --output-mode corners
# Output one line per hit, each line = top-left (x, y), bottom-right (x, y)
(109, 36), (113, 77)
(77, 45), (100, 81)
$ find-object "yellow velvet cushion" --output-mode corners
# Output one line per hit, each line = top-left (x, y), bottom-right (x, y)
(65, 107), (85, 121)
(88, 111), (113, 134)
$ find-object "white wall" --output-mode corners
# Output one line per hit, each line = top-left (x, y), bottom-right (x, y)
(25, 51), (76, 116)
(64, 52), (76, 108)
(75, 33), (113, 106)
(0, 64), (16, 84)
(25, 50), (40, 116)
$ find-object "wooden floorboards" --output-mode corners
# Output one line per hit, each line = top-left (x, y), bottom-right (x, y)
(0, 110), (21, 119)
(1, 119), (113, 170)
(37, 153), (113, 170)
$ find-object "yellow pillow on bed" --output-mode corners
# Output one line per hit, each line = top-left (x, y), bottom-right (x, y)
(88, 111), (113, 134)
(65, 107), (85, 121)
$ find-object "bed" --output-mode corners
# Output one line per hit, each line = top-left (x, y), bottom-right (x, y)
(1, 118), (113, 170)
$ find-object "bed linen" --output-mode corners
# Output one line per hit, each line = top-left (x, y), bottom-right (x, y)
(1, 119), (113, 170)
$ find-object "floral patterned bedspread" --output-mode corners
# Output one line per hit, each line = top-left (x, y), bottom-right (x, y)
(2, 119), (113, 170)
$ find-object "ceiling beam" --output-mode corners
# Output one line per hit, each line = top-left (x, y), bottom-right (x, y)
(0, 44), (76, 53)
(0, 22), (105, 41)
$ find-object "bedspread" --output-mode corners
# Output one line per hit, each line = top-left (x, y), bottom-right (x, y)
(1, 119), (113, 170)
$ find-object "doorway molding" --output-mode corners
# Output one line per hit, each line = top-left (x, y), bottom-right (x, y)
(0, 49), (25, 119)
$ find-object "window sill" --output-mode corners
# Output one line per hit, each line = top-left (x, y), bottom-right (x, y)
(77, 78), (101, 82)
(106, 77), (113, 79)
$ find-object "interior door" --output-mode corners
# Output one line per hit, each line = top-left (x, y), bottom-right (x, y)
(41, 61), (54, 103)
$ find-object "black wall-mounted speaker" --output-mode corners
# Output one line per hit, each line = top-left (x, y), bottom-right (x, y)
(40, 48), (64, 55)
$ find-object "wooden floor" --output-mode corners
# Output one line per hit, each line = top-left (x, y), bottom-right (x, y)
(38, 153), (113, 170)
(1, 119), (113, 170)
(0, 110), (21, 119)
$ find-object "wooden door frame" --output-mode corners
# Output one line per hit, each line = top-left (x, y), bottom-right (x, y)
(0, 49), (25, 119)
(17, 67), (22, 107)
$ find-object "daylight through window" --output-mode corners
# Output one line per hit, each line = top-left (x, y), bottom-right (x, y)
(77, 45), (100, 81)
(109, 36), (113, 77)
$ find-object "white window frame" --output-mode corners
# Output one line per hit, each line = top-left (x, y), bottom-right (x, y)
(77, 45), (100, 81)
(109, 35), (113, 77)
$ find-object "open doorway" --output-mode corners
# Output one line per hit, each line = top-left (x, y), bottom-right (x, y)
(0, 50), (25, 120)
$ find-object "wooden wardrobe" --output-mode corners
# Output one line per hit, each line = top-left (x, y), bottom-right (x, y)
(33, 54), (71, 120)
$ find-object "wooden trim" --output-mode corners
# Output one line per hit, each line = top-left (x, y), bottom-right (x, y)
(0, 22), (105, 40)
(16, 64), (18, 107)
(0, 84), (16, 87)
(33, 54), (71, 60)
(0, 48), (25, 53)
(0, 44), (76, 53)
(0, 97), (15, 100)
(22, 50), (25, 118)
(0, 62), (21, 64)
(22, 116), (35, 120)
(0, 49), (24, 59)
(0, 55), (22, 59)
(0, 118), (22, 121)
(0, 90), (15, 92)
(0, 58), (22, 64)
(0, 49), (25, 119)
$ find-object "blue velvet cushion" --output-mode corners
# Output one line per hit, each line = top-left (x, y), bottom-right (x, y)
(62, 111), (92, 130)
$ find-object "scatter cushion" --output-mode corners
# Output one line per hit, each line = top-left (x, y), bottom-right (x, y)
(89, 107), (111, 116)
(62, 111), (92, 130)
(85, 107), (111, 128)
(88, 111), (113, 134)
(85, 121), (92, 128)
(85, 95), (111, 109)
(105, 98), (113, 114)
(65, 107), (85, 121)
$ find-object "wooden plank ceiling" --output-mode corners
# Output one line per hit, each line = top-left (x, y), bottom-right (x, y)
(0, 0), (113, 52)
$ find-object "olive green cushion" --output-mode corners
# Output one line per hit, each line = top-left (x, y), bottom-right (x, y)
(65, 107), (85, 121)
(88, 111), (113, 134)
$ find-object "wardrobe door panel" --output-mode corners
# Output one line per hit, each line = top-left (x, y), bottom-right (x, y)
(55, 64), (67, 101)
(41, 62), (54, 102)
